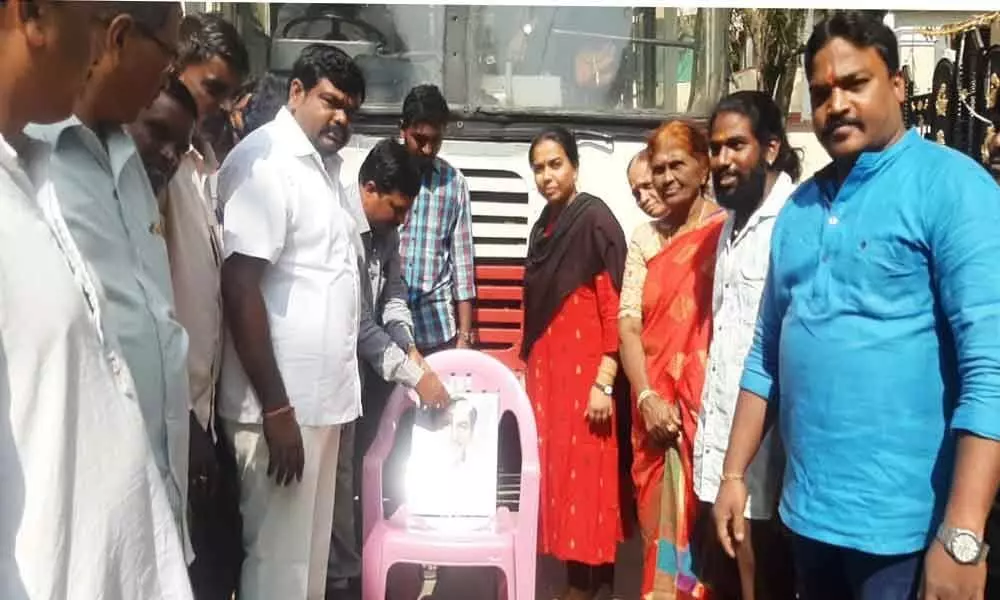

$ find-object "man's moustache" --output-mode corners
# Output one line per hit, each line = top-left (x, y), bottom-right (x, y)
(320, 124), (350, 142)
(822, 118), (864, 138)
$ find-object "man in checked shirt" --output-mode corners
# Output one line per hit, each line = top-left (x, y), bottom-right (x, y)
(397, 84), (477, 353)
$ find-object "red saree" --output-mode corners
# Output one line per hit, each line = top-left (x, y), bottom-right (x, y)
(632, 214), (725, 599)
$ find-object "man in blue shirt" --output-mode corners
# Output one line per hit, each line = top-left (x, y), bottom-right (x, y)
(713, 11), (1000, 599)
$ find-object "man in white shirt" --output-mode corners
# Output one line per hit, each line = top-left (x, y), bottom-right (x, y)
(693, 91), (799, 599)
(161, 14), (249, 600)
(218, 44), (366, 600)
(25, 1), (194, 561)
(0, 1), (191, 598)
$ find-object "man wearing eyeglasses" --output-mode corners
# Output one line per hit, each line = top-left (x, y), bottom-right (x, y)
(25, 0), (195, 564)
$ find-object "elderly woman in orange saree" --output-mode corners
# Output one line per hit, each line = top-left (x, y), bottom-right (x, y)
(619, 122), (726, 599)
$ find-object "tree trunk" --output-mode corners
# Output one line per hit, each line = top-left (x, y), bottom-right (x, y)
(773, 55), (799, 115)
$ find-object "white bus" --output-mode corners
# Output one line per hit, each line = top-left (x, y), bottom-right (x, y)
(196, 3), (730, 373)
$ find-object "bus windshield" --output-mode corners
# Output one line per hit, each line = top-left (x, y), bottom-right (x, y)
(268, 4), (725, 119)
(470, 7), (697, 114)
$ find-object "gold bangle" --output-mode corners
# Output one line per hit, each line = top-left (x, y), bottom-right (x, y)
(636, 388), (657, 407)
(263, 404), (294, 419)
(720, 473), (744, 482)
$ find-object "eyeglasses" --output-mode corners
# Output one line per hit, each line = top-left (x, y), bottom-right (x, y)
(94, 14), (177, 63)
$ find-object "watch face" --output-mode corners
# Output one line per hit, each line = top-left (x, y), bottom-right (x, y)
(951, 532), (981, 563)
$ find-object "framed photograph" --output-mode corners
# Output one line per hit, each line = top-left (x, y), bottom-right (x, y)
(404, 392), (500, 518)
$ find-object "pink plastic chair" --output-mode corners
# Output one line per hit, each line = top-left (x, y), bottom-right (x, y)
(361, 349), (540, 600)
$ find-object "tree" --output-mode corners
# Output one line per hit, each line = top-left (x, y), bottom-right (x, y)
(729, 9), (808, 115)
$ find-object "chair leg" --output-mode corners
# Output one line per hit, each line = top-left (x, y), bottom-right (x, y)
(498, 565), (515, 600)
(362, 548), (388, 600)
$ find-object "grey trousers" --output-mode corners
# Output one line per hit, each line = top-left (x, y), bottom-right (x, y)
(326, 421), (361, 587)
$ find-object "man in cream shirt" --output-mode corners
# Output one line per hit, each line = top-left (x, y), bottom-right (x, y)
(163, 12), (248, 437)
(693, 91), (799, 598)
(0, 1), (191, 597)
(158, 13), (250, 599)
(218, 44), (366, 600)
(26, 1), (193, 560)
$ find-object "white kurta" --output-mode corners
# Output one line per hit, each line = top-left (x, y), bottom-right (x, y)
(0, 134), (192, 599)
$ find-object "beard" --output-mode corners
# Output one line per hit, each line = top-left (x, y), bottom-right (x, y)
(714, 161), (768, 214)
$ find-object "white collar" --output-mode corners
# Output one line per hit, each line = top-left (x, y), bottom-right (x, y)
(272, 107), (320, 158)
(0, 132), (52, 197)
(727, 171), (796, 246)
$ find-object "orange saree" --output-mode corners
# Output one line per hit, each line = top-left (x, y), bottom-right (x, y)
(632, 214), (725, 599)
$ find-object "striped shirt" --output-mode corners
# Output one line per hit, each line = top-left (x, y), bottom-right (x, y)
(398, 156), (476, 348)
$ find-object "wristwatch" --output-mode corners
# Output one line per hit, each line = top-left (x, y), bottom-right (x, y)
(593, 382), (613, 396)
(937, 524), (990, 565)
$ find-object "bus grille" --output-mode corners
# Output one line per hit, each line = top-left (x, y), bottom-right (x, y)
(461, 168), (529, 375)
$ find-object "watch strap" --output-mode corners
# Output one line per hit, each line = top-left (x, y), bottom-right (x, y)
(937, 524), (990, 564)
(593, 382), (613, 396)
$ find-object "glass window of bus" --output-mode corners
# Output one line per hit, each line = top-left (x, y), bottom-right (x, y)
(268, 3), (446, 107)
(470, 6), (700, 115)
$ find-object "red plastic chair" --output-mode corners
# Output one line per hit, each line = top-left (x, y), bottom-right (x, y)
(361, 349), (540, 600)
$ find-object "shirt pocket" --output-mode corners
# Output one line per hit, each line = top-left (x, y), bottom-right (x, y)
(845, 233), (929, 316)
(736, 246), (769, 326)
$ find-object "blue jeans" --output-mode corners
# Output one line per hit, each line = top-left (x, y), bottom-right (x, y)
(792, 534), (923, 600)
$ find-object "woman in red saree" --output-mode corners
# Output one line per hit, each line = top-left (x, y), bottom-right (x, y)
(522, 127), (628, 600)
(619, 122), (726, 599)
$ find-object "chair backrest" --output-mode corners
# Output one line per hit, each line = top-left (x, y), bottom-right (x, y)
(363, 349), (539, 539)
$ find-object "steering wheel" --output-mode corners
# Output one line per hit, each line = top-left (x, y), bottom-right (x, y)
(280, 10), (392, 53)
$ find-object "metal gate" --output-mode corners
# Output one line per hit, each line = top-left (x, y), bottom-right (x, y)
(904, 30), (999, 168)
